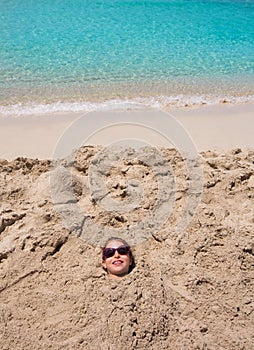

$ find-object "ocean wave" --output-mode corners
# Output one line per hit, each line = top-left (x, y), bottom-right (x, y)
(0, 95), (254, 116)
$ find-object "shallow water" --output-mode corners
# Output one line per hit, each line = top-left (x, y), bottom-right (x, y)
(1, 0), (254, 114)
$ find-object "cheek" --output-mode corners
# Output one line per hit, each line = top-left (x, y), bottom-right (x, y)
(127, 255), (132, 265)
(103, 259), (111, 269)
(124, 256), (132, 266)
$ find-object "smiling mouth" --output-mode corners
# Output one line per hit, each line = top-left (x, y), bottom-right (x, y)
(113, 260), (123, 265)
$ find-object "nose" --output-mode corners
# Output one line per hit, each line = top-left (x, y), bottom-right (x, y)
(113, 249), (120, 258)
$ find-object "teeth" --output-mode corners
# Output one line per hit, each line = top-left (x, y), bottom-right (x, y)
(113, 261), (122, 265)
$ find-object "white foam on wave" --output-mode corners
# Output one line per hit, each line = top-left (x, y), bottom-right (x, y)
(0, 94), (253, 116)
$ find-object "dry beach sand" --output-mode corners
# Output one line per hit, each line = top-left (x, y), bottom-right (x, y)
(0, 104), (254, 349)
(0, 103), (254, 159)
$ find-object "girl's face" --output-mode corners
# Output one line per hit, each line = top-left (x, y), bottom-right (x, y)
(102, 239), (132, 278)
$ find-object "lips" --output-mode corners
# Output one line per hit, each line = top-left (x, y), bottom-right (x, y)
(112, 260), (123, 266)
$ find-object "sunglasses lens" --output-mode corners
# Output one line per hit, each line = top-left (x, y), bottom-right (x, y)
(117, 246), (130, 255)
(103, 248), (115, 259)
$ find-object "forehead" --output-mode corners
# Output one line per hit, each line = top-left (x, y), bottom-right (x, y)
(105, 240), (125, 248)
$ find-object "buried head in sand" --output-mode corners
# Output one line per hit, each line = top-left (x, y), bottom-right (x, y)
(102, 237), (135, 279)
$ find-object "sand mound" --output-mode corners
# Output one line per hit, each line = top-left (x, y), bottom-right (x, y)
(0, 147), (253, 349)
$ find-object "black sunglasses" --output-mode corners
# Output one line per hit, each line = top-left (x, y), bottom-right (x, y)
(102, 245), (130, 259)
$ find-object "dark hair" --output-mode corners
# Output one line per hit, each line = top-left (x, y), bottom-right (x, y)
(102, 237), (135, 272)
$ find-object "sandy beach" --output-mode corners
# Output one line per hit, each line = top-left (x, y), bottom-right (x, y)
(0, 102), (254, 349)
(0, 136), (254, 349)
(0, 102), (254, 160)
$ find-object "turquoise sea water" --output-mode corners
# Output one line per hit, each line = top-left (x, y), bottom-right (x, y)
(1, 0), (254, 114)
